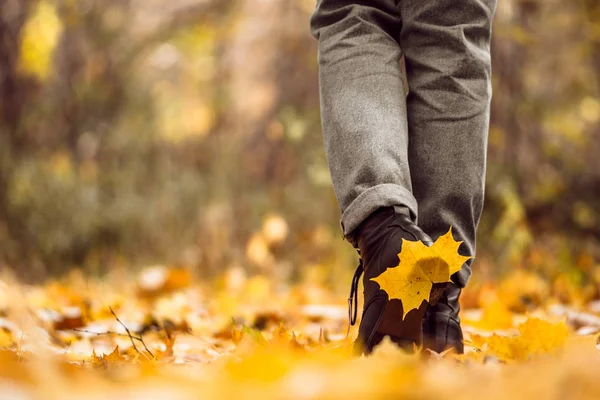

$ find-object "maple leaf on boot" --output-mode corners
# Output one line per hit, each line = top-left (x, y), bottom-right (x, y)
(348, 207), (470, 355)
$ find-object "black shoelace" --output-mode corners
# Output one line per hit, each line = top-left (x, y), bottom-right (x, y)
(346, 255), (363, 338)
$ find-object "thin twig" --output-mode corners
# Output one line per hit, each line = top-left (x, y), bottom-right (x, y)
(109, 306), (140, 354)
(73, 328), (144, 341)
(109, 306), (155, 359)
(137, 335), (155, 359)
(73, 327), (155, 360)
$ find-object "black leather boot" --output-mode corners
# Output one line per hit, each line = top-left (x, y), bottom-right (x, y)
(422, 282), (464, 354)
(348, 207), (443, 355)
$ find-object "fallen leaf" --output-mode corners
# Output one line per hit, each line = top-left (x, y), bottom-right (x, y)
(156, 334), (175, 361)
(90, 350), (107, 369)
(0, 329), (14, 348)
(473, 317), (569, 361)
(103, 345), (127, 366)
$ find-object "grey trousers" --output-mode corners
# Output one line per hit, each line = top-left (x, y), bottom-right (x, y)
(310, 0), (496, 287)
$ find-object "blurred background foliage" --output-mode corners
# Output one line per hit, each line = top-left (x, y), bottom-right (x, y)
(0, 0), (599, 290)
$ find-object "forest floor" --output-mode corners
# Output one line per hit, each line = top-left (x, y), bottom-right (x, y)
(0, 265), (599, 399)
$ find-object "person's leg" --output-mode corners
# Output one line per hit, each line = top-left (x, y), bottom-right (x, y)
(309, 0), (418, 240)
(310, 0), (437, 355)
(398, 0), (497, 352)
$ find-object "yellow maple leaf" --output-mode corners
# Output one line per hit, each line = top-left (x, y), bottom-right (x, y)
(371, 227), (471, 319)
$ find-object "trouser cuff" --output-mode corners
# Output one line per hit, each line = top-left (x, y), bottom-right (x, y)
(340, 183), (418, 246)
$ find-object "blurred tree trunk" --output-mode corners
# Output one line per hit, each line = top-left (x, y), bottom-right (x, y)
(224, 0), (281, 138)
(0, 0), (32, 133)
(222, 0), (317, 184)
(583, 0), (600, 87)
(0, 0), (35, 264)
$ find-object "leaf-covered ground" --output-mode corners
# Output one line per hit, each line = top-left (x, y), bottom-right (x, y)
(1, 266), (599, 399)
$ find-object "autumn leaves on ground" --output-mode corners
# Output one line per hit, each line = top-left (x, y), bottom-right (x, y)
(1, 234), (600, 399)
